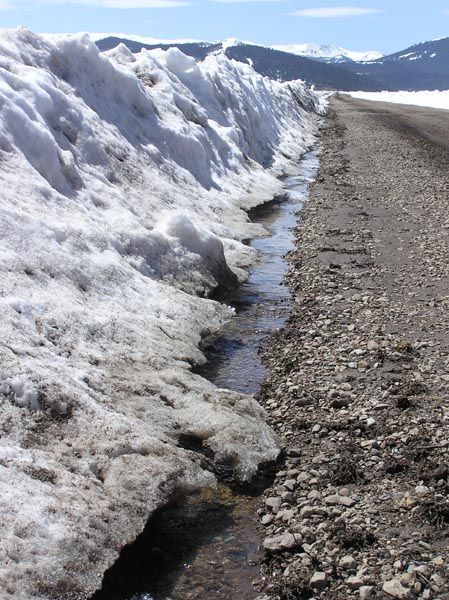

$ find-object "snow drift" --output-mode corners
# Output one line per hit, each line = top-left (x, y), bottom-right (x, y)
(0, 28), (322, 598)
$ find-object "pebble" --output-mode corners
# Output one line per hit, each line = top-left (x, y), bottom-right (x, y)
(339, 555), (356, 570)
(346, 575), (364, 589)
(263, 533), (300, 553)
(310, 571), (329, 589)
(265, 497), (282, 513)
(283, 479), (296, 491)
(382, 579), (411, 599)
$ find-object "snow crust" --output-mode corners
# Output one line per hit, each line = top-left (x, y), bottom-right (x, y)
(0, 27), (322, 598)
(349, 91), (449, 110)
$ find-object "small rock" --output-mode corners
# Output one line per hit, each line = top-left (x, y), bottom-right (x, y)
(278, 509), (295, 522)
(359, 586), (374, 599)
(262, 532), (299, 553)
(283, 479), (296, 491)
(339, 555), (356, 570)
(300, 505), (318, 518)
(367, 340), (379, 351)
(310, 571), (329, 589)
(324, 494), (340, 505)
(331, 397), (350, 408)
(347, 575), (364, 589)
(265, 497), (282, 513)
(280, 532), (300, 550)
(263, 536), (283, 553)
(432, 573), (445, 587)
(297, 472), (310, 483)
(339, 496), (356, 507)
(261, 514), (273, 525)
(382, 579), (411, 599)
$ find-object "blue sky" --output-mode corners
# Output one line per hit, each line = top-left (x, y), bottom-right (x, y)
(1, 1), (449, 53)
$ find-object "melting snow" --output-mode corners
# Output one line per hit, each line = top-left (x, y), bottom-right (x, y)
(0, 27), (323, 598)
(349, 90), (449, 110)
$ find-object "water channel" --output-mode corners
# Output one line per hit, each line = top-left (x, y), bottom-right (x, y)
(92, 148), (319, 600)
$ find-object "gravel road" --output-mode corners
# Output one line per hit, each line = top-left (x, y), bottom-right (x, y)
(257, 95), (449, 599)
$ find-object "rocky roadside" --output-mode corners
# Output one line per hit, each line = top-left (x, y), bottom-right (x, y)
(256, 96), (449, 599)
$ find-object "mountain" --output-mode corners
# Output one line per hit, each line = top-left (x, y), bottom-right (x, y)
(271, 43), (383, 64)
(96, 35), (449, 91)
(223, 44), (382, 90)
(339, 37), (449, 90)
(93, 35), (382, 63)
(96, 37), (383, 91)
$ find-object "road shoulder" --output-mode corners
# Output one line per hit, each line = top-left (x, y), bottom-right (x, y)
(258, 96), (449, 599)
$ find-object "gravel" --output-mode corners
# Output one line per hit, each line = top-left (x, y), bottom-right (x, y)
(257, 96), (449, 599)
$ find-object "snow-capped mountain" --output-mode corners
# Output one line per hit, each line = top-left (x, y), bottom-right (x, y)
(340, 36), (449, 90)
(96, 36), (383, 90)
(271, 43), (383, 63)
(96, 34), (449, 91)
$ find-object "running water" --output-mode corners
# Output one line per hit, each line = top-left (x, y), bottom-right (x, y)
(92, 149), (320, 600)
(197, 148), (320, 395)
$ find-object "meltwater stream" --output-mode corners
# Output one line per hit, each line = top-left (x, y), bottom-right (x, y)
(92, 149), (319, 600)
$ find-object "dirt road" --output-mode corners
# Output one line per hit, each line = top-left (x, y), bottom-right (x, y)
(258, 95), (449, 599)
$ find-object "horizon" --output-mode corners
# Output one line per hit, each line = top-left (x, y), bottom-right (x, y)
(0, 1), (447, 54)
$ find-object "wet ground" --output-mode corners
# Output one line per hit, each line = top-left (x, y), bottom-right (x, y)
(92, 149), (319, 600)
(197, 149), (320, 395)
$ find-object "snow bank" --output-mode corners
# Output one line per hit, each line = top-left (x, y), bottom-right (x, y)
(0, 27), (322, 598)
(349, 90), (449, 110)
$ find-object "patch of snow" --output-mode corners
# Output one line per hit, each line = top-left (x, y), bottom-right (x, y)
(348, 90), (449, 111)
(0, 26), (322, 599)
(271, 43), (383, 62)
(221, 37), (242, 51)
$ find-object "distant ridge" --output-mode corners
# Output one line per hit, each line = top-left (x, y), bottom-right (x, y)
(96, 37), (383, 91)
(339, 37), (449, 90)
(96, 35), (449, 91)
(270, 43), (383, 64)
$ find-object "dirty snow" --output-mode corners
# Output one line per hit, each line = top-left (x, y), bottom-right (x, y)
(0, 28), (322, 599)
(349, 90), (449, 110)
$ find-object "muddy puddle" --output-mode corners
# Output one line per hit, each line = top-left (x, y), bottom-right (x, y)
(92, 149), (319, 600)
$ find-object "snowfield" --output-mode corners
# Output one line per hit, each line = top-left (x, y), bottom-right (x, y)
(271, 43), (383, 63)
(349, 90), (449, 110)
(0, 28), (323, 598)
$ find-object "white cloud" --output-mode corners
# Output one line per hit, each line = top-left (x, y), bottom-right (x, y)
(0, 0), (190, 9)
(210, 0), (282, 3)
(67, 0), (189, 6)
(291, 6), (381, 18)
